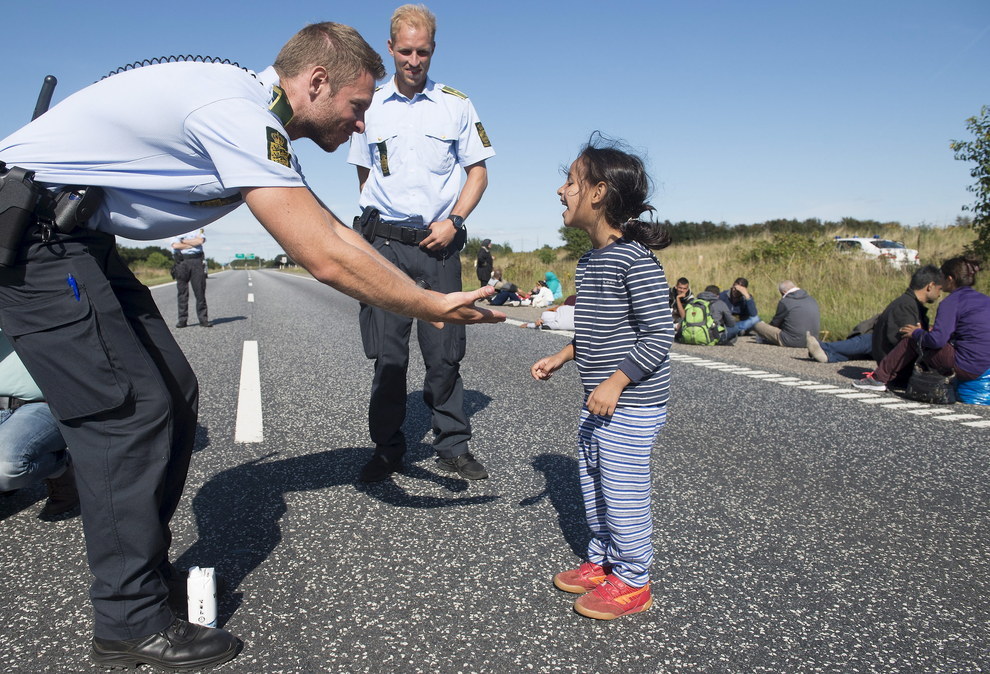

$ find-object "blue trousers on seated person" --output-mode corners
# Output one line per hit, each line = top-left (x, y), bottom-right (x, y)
(490, 289), (521, 306)
(820, 332), (873, 362)
(0, 402), (68, 492)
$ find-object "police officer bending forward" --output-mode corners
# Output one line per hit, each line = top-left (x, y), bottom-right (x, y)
(349, 4), (495, 482)
(0, 21), (502, 672)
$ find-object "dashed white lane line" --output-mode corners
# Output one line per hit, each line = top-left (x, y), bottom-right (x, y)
(234, 341), (263, 443)
(248, 293), (255, 303)
(668, 352), (988, 429)
(931, 413), (983, 422)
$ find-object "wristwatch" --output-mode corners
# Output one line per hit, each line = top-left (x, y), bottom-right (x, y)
(448, 214), (465, 230)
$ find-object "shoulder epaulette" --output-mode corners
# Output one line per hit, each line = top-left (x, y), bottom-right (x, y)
(441, 85), (468, 99)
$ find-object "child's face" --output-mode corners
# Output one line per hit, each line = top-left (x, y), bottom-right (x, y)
(557, 158), (596, 230)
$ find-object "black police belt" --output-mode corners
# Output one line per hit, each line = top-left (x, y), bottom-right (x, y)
(369, 220), (430, 245)
(0, 395), (37, 411)
(179, 252), (205, 260)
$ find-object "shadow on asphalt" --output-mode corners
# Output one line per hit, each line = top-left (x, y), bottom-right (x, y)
(519, 453), (589, 559)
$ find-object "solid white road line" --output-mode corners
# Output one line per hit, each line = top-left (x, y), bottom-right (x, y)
(234, 341), (263, 443)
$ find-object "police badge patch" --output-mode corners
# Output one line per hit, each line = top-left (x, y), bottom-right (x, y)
(267, 127), (291, 167)
(475, 122), (491, 148)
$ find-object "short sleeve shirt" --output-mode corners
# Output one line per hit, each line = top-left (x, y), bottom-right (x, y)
(347, 77), (495, 224)
(172, 230), (206, 256)
(0, 62), (306, 240)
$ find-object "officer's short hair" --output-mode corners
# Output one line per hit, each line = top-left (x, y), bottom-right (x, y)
(391, 4), (437, 42)
(275, 22), (386, 92)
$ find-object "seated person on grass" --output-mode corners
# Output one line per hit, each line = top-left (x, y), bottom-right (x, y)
(806, 265), (944, 365)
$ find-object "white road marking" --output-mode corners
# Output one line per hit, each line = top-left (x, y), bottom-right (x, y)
(234, 341), (263, 443)
(931, 413), (982, 422)
(248, 293), (255, 303)
(668, 351), (988, 429)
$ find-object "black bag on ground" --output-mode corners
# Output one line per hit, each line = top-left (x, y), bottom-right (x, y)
(904, 365), (956, 405)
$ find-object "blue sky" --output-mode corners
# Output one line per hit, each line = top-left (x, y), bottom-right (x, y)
(2, 0), (987, 261)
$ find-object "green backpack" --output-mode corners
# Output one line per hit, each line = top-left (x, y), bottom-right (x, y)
(679, 298), (722, 346)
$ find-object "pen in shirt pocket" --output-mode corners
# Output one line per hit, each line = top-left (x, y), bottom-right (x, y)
(67, 274), (80, 301)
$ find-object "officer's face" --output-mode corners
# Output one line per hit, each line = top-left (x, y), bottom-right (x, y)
(311, 71), (375, 152)
(388, 23), (434, 95)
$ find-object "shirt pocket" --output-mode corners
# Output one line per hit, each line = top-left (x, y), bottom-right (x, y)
(422, 122), (457, 175)
(369, 133), (399, 176)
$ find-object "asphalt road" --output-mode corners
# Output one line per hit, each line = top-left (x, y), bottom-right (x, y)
(1, 269), (988, 673)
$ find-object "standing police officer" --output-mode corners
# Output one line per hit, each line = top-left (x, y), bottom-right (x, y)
(0, 22), (501, 671)
(348, 4), (495, 482)
(171, 229), (212, 328)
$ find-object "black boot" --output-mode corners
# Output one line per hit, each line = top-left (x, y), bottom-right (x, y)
(39, 463), (79, 521)
(91, 618), (241, 671)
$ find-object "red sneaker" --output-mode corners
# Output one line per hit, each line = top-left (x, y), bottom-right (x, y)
(553, 561), (611, 594)
(573, 575), (652, 620)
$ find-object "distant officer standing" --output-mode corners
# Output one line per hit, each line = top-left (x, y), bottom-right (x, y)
(348, 4), (495, 482)
(171, 229), (211, 328)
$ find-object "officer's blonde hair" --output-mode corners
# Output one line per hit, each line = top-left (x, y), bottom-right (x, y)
(390, 4), (437, 42)
(275, 22), (386, 92)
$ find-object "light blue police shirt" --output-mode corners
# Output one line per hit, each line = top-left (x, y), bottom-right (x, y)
(0, 62), (306, 240)
(347, 77), (495, 225)
(172, 230), (206, 256)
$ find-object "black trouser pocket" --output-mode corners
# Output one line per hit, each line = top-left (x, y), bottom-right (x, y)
(0, 289), (129, 421)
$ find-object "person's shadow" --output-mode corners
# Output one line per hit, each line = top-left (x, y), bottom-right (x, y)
(518, 453), (589, 558)
(175, 388), (498, 626)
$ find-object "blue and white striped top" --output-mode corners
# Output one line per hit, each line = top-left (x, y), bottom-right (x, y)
(572, 238), (674, 407)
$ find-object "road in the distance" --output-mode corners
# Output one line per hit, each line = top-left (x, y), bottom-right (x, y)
(1, 268), (986, 673)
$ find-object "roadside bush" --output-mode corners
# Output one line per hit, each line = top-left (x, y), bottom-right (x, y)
(744, 233), (831, 264)
(145, 251), (172, 268)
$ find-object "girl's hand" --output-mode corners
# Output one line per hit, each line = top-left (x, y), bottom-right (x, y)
(531, 356), (563, 380)
(586, 371), (632, 417)
(586, 380), (623, 417)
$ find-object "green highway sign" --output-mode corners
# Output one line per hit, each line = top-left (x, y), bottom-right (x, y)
(235, 253), (245, 259)
(248, 254), (255, 260)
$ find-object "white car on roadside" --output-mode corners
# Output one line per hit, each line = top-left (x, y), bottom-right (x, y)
(834, 236), (919, 268)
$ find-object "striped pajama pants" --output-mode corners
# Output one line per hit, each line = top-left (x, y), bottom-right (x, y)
(578, 404), (666, 588)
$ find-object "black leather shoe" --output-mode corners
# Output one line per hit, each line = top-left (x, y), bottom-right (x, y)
(199, 321), (213, 328)
(360, 451), (403, 482)
(175, 321), (188, 328)
(39, 463), (79, 521)
(435, 452), (489, 480)
(91, 618), (240, 671)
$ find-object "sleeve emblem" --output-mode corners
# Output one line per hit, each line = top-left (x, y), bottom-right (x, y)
(266, 127), (291, 167)
(475, 122), (492, 148)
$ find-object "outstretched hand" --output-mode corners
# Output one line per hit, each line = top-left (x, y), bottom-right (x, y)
(427, 285), (506, 327)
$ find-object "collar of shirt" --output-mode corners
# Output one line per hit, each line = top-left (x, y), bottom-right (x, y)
(380, 76), (441, 105)
(256, 66), (293, 126)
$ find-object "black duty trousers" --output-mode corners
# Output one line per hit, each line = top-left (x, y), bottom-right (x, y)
(0, 227), (197, 640)
(174, 256), (208, 324)
(358, 237), (470, 458)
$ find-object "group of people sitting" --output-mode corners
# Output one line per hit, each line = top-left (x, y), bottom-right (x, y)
(485, 269), (563, 308)
(671, 276), (769, 346)
(669, 256), (990, 399)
